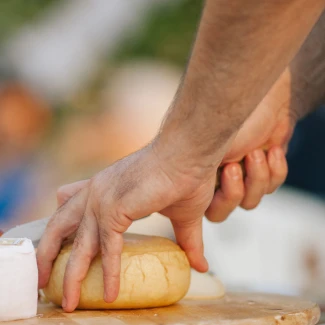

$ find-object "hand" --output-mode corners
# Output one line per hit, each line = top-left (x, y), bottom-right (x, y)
(206, 70), (295, 222)
(37, 142), (219, 312)
(206, 6), (325, 222)
(206, 146), (288, 222)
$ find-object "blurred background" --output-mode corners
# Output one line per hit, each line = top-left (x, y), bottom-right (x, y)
(1, 0), (325, 315)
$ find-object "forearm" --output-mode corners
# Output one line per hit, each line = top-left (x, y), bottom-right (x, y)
(289, 10), (325, 120)
(250, 10), (325, 127)
(157, 0), (325, 171)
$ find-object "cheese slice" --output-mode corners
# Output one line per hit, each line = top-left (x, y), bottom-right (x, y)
(185, 269), (225, 299)
(0, 238), (38, 321)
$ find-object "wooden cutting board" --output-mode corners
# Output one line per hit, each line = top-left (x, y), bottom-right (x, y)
(8, 293), (320, 325)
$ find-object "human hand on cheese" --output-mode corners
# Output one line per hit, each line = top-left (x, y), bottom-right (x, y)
(37, 142), (219, 312)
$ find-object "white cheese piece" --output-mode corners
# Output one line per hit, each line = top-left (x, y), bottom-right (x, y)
(0, 238), (38, 322)
(185, 269), (225, 300)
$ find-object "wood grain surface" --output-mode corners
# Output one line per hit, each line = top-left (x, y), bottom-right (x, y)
(6, 293), (320, 325)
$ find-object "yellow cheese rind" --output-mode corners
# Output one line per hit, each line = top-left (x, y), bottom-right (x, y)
(44, 233), (191, 309)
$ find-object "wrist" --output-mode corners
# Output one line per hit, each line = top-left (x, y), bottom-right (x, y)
(150, 136), (219, 198)
(153, 117), (236, 183)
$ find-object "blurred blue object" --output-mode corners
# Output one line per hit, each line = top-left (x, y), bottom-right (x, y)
(0, 160), (32, 225)
(286, 105), (325, 197)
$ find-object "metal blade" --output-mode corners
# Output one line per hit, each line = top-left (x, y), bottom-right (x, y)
(2, 216), (51, 248)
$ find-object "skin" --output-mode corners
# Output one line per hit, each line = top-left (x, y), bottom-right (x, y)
(36, 0), (325, 313)
(210, 10), (325, 221)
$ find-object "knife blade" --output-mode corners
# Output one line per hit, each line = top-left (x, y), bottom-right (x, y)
(2, 216), (51, 247)
(1, 157), (250, 247)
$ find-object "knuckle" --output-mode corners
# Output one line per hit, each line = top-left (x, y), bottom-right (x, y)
(56, 193), (65, 207)
(44, 217), (79, 246)
(114, 209), (133, 230)
(63, 223), (79, 239)
(56, 185), (69, 202)
(98, 202), (131, 233)
(114, 202), (127, 219)
(89, 175), (105, 196)
(56, 216), (79, 239)
(50, 204), (85, 238)
(88, 176), (107, 212)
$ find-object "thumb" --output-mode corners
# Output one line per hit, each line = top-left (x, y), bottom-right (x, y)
(172, 217), (209, 272)
(56, 179), (90, 207)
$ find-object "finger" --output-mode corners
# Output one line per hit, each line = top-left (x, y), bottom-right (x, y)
(240, 149), (270, 210)
(63, 213), (99, 312)
(37, 187), (89, 289)
(98, 223), (124, 303)
(172, 217), (208, 273)
(205, 163), (244, 222)
(57, 179), (89, 207)
(266, 146), (288, 194)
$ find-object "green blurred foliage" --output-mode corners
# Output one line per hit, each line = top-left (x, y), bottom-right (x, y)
(0, 0), (59, 42)
(113, 0), (204, 68)
(0, 0), (204, 117)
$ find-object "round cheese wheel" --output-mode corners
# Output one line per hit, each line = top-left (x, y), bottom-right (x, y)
(43, 233), (191, 309)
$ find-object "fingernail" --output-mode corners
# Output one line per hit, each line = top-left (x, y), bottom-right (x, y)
(228, 165), (241, 180)
(251, 150), (264, 163)
(272, 147), (283, 160)
(62, 296), (67, 309)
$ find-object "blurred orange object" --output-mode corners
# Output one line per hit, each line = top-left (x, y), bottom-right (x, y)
(0, 82), (52, 155)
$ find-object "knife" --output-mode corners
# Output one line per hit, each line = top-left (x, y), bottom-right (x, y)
(2, 216), (51, 248)
(1, 158), (249, 247)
